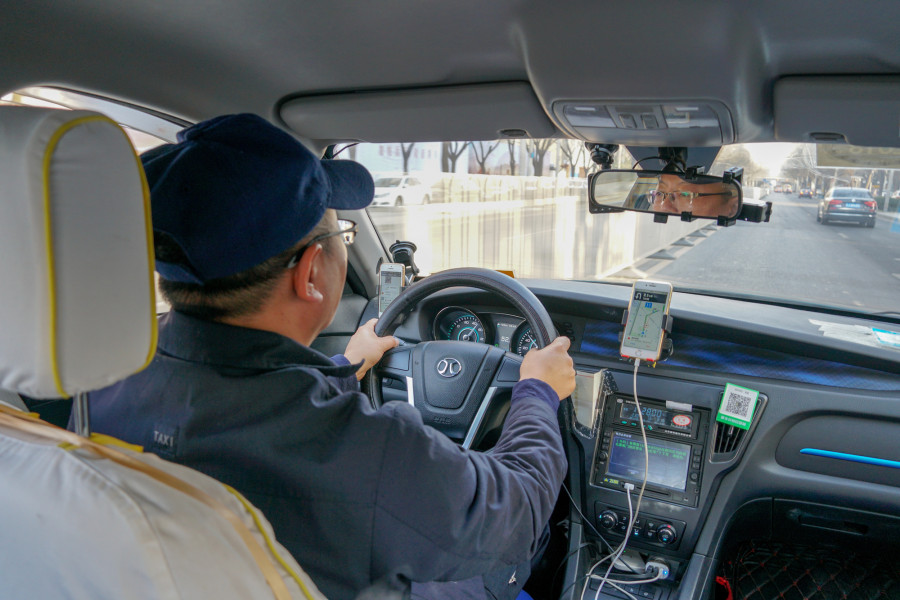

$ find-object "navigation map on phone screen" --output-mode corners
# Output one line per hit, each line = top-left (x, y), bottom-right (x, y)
(378, 269), (403, 315)
(621, 289), (669, 357)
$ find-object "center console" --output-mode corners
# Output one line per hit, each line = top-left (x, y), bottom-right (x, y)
(590, 395), (709, 551)
(561, 369), (765, 599)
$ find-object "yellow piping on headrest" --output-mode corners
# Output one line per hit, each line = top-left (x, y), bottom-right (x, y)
(42, 114), (158, 397)
(118, 125), (159, 373)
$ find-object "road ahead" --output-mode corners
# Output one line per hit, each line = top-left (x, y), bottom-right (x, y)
(644, 193), (900, 314)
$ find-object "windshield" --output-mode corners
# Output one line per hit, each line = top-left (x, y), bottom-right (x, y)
(341, 139), (900, 316)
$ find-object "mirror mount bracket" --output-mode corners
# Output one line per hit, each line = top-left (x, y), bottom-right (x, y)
(735, 200), (773, 224)
(722, 166), (744, 185)
(684, 165), (706, 179)
(658, 146), (688, 173)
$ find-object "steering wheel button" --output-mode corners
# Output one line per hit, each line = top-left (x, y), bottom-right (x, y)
(496, 357), (521, 382)
(383, 349), (411, 371)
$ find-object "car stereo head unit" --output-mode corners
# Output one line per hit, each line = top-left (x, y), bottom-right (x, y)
(591, 394), (709, 507)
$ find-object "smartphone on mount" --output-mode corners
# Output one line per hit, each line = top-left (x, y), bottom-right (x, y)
(620, 280), (673, 361)
(377, 262), (406, 317)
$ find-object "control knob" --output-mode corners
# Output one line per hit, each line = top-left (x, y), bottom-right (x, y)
(599, 510), (618, 530)
(656, 524), (677, 545)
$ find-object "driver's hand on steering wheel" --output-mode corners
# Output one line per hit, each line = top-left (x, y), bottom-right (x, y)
(519, 336), (576, 401)
(345, 318), (400, 381)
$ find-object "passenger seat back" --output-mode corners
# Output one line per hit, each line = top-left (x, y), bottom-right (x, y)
(0, 107), (324, 600)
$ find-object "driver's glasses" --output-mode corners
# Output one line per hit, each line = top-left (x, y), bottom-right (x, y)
(285, 219), (357, 268)
(649, 189), (730, 210)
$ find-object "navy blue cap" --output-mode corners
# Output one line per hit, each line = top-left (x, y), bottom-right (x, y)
(142, 113), (374, 284)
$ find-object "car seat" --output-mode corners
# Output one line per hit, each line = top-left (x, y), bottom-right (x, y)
(0, 106), (326, 600)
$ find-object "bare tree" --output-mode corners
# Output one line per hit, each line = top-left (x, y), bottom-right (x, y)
(526, 139), (554, 176)
(555, 140), (590, 177)
(401, 143), (416, 174)
(441, 142), (467, 173)
(470, 141), (501, 174)
(556, 140), (576, 177)
(574, 142), (590, 176)
(506, 140), (518, 176)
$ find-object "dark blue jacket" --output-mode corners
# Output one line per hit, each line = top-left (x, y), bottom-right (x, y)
(80, 311), (566, 600)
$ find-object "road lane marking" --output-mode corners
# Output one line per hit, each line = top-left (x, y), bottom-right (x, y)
(838, 233), (848, 239)
(853, 300), (863, 307)
(893, 274), (900, 281)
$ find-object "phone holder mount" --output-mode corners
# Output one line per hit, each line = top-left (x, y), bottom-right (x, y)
(376, 240), (420, 284)
(618, 310), (674, 366)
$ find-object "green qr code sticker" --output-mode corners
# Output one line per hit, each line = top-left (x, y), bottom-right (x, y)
(716, 383), (759, 430)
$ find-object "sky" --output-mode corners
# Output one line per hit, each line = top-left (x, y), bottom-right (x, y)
(744, 143), (799, 176)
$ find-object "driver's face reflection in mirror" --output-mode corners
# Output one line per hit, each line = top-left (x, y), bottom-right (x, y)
(650, 174), (739, 218)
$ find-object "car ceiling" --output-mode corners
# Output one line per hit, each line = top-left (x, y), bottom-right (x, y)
(3, 0), (900, 149)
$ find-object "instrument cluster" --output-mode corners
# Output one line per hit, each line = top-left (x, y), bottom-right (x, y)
(432, 306), (539, 356)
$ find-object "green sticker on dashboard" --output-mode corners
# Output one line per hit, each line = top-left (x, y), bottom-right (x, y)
(716, 383), (759, 430)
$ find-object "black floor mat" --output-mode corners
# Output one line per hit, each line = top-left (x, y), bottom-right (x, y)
(719, 541), (900, 600)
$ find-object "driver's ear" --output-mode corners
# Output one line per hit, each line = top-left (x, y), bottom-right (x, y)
(291, 243), (324, 303)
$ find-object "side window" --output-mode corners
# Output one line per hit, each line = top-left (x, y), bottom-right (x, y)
(3, 87), (174, 313)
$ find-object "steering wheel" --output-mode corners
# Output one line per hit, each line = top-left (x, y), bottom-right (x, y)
(366, 268), (557, 449)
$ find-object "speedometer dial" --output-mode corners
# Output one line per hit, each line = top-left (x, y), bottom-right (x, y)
(433, 307), (489, 345)
(513, 324), (538, 356)
(448, 315), (486, 343)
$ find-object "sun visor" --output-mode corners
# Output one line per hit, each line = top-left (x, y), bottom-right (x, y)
(774, 76), (900, 147)
(279, 83), (559, 143)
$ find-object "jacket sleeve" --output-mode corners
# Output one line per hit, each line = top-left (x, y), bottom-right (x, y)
(370, 379), (566, 583)
(328, 354), (362, 393)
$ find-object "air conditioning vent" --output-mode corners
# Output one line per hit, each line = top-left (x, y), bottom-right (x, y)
(711, 393), (767, 462)
(714, 422), (746, 455)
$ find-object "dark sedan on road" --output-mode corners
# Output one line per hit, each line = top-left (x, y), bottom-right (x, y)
(817, 187), (877, 227)
(799, 188), (812, 198)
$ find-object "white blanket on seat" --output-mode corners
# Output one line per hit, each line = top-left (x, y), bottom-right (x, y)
(0, 411), (326, 600)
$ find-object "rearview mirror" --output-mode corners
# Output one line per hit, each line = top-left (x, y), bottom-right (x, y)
(588, 169), (742, 220)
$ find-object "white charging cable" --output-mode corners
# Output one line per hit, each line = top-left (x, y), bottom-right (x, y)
(586, 358), (652, 599)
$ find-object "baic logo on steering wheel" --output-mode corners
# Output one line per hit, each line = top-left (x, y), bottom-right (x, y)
(436, 357), (462, 378)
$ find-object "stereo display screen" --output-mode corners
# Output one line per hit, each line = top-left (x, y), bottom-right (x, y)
(605, 431), (691, 492)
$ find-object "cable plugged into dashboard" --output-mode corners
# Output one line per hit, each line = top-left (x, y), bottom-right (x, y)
(645, 558), (671, 580)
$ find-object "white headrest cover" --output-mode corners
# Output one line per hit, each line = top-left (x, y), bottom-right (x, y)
(0, 107), (157, 398)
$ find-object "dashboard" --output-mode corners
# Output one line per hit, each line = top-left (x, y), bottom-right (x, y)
(342, 279), (900, 600)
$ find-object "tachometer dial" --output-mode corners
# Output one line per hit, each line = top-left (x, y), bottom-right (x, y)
(448, 315), (486, 343)
(513, 324), (538, 356)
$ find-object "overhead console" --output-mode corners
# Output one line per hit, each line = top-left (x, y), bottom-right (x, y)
(551, 100), (734, 146)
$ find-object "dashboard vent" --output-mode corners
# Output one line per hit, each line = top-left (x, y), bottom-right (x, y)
(714, 423), (745, 455)
(711, 393), (766, 462)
